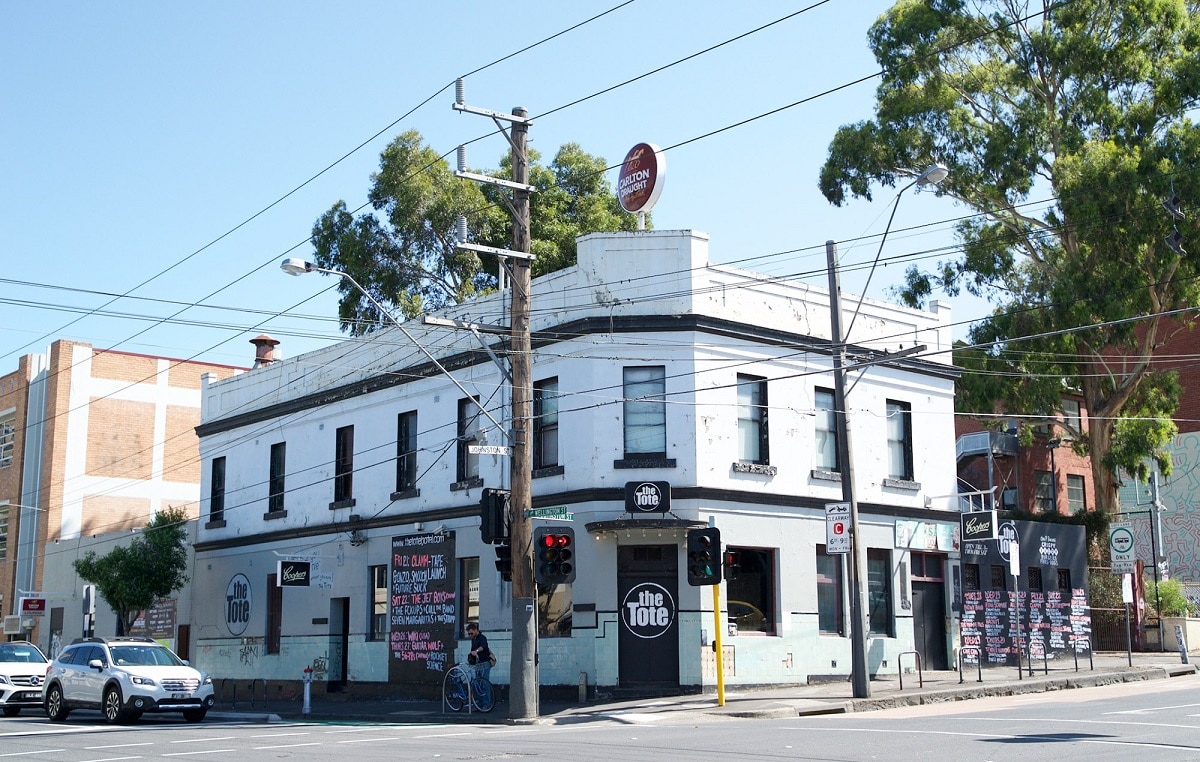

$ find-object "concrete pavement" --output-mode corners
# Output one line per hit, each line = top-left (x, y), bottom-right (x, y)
(208, 651), (1198, 725)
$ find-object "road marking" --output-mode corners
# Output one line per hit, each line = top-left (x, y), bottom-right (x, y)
(78, 757), (143, 762)
(1106, 702), (1200, 715)
(336, 737), (409, 744)
(0, 751), (66, 758)
(249, 732), (312, 738)
(85, 743), (154, 750)
(252, 743), (322, 750)
(161, 751), (235, 757)
(169, 737), (236, 744)
(411, 732), (472, 738)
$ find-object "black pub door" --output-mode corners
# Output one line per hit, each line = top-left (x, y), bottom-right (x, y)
(910, 552), (948, 670)
(617, 544), (679, 688)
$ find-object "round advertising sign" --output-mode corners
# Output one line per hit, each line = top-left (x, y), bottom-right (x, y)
(616, 142), (666, 213)
(225, 573), (252, 636)
(997, 521), (1019, 562)
(1110, 526), (1134, 554)
(620, 582), (676, 639)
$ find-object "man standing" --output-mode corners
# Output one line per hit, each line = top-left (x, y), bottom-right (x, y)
(466, 622), (492, 681)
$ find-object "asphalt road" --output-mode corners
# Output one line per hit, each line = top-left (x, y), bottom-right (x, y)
(1, 677), (1198, 761)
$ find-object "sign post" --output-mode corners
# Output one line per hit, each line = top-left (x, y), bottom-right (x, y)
(1008, 541), (1022, 679)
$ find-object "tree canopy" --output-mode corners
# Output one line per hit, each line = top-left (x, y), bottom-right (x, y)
(820, 0), (1200, 515)
(73, 507), (191, 636)
(311, 130), (641, 333)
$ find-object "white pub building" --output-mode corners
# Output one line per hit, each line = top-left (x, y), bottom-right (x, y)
(192, 229), (960, 697)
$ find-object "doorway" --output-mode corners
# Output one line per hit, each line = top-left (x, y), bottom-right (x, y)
(910, 552), (948, 670)
(328, 597), (349, 691)
(617, 544), (679, 688)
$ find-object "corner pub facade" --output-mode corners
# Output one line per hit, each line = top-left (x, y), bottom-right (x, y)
(191, 229), (963, 697)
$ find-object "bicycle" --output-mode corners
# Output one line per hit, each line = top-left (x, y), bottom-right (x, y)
(442, 663), (494, 713)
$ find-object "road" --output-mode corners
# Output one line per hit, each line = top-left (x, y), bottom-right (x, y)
(1, 678), (1198, 761)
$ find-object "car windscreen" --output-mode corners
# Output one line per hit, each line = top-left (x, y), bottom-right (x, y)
(0, 644), (47, 663)
(109, 645), (184, 667)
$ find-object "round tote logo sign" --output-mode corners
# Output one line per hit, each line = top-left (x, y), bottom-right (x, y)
(225, 573), (252, 636)
(621, 582), (676, 639)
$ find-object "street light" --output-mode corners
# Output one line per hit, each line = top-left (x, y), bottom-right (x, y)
(280, 258), (508, 441)
(826, 162), (948, 700)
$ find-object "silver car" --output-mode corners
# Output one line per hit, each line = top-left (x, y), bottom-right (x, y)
(44, 637), (214, 723)
(0, 641), (49, 717)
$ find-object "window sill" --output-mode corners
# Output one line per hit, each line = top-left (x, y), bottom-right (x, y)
(328, 498), (357, 510)
(204, 519), (227, 529)
(450, 476), (484, 492)
(532, 465), (565, 479)
(882, 478), (921, 491)
(613, 457), (677, 469)
(810, 469), (841, 482)
(732, 462), (777, 476)
(263, 510), (288, 521)
(390, 488), (421, 501)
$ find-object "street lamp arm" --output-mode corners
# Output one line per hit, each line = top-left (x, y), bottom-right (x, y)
(280, 258), (511, 445)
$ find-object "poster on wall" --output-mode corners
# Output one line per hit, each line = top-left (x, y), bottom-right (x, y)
(388, 531), (458, 685)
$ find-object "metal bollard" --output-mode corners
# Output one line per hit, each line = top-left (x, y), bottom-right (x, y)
(302, 666), (313, 717)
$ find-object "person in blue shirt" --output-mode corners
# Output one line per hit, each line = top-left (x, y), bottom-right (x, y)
(466, 622), (491, 681)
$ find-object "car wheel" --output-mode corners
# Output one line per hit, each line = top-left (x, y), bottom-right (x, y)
(182, 708), (207, 723)
(2, 706), (20, 717)
(45, 685), (70, 722)
(103, 686), (128, 724)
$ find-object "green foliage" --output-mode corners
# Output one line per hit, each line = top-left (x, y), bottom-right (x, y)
(1150, 578), (1195, 617)
(821, 0), (1200, 514)
(312, 131), (640, 333)
(1003, 506), (1109, 553)
(73, 507), (191, 636)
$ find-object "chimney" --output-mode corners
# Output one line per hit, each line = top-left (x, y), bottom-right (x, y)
(250, 334), (280, 369)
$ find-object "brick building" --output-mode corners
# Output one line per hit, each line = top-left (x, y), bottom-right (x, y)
(1, 339), (240, 649)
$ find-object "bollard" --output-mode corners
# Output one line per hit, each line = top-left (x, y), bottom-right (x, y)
(302, 666), (313, 717)
(578, 672), (588, 703)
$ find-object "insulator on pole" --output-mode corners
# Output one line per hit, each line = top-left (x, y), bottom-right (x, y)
(457, 145), (468, 173)
(455, 78), (465, 106)
(457, 215), (469, 244)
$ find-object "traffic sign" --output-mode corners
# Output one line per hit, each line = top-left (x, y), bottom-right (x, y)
(524, 506), (574, 521)
(825, 502), (850, 554)
(468, 445), (512, 455)
(1110, 522), (1136, 574)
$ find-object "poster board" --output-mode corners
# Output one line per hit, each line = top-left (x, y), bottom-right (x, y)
(388, 531), (457, 685)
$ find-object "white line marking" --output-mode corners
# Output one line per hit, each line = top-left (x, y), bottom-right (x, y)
(169, 737), (236, 744)
(252, 743), (322, 751)
(85, 743), (154, 750)
(1106, 702), (1200, 715)
(411, 732), (471, 739)
(336, 737), (407, 744)
(161, 751), (236, 757)
(0, 751), (66, 758)
(78, 757), (143, 762)
(249, 732), (311, 738)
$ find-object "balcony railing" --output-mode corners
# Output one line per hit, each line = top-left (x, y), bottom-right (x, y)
(956, 430), (1019, 462)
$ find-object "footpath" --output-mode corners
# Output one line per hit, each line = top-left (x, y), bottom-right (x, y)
(209, 651), (1198, 725)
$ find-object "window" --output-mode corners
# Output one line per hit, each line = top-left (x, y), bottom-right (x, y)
(266, 573), (281, 654)
(866, 549), (893, 636)
(268, 442), (286, 514)
(396, 411), (418, 493)
(0, 416), (14, 468)
(910, 552), (943, 580)
(456, 397), (481, 483)
(816, 546), (843, 635)
(0, 504), (8, 560)
(369, 565), (388, 641)
(726, 547), (776, 635)
(1066, 474), (1085, 514)
(885, 400), (914, 480)
(623, 366), (666, 458)
(814, 388), (839, 471)
(1028, 567), (1043, 592)
(458, 558), (480, 635)
(736, 375), (769, 464)
(990, 564), (1008, 590)
(334, 425), (354, 504)
(1057, 568), (1072, 591)
(1034, 469), (1054, 512)
(1062, 398), (1082, 436)
(209, 456), (226, 523)
(964, 563), (981, 592)
(533, 378), (560, 470)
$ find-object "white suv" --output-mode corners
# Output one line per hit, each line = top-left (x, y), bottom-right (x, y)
(0, 641), (49, 717)
(44, 637), (214, 724)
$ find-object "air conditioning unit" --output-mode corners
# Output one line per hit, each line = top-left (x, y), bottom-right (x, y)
(2, 615), (25, 635)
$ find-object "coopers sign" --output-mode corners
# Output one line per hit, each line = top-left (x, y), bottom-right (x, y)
(617, 143), (666, 214)
(960, 509), (998, 542)
(277, 560), (312, 587)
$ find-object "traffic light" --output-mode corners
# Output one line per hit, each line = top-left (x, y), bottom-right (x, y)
(686, 527), (722, 586)
(723, 550), (740, 581)
(494, 544), (512, 582)
(534, 527), (576, 586)
(479, 488), (510, 545)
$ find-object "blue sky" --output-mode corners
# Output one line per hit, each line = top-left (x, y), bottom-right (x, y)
(2, 1), (983, 368)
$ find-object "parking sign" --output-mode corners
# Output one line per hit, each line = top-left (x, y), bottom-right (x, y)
(825, 502), (850, 554)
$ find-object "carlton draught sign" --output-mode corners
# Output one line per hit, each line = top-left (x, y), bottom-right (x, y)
(617, 143), (666, 214)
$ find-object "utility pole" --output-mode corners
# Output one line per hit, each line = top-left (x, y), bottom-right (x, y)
(452, 83), (537, 720)
(507, 108), (537, 721)
(825, 240), (870, 699)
